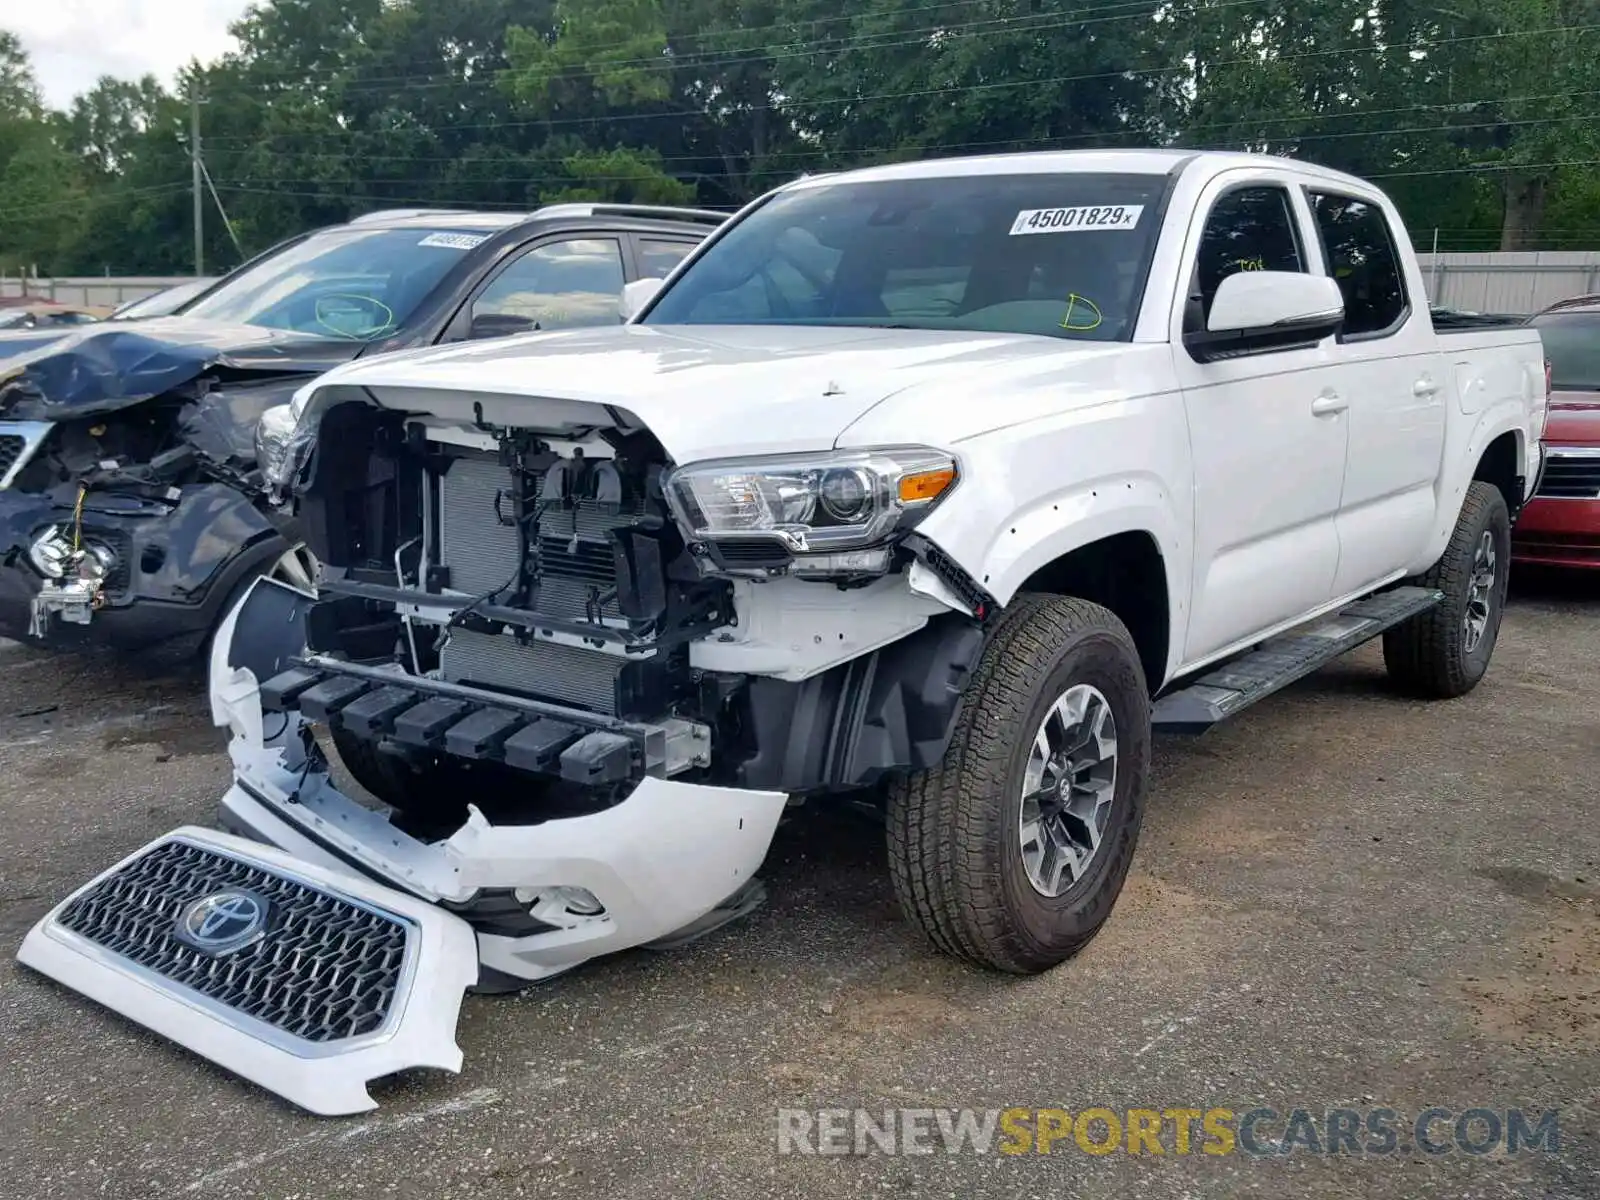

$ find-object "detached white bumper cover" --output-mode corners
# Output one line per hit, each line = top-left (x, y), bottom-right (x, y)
(16, 826), (479, 1117)
(222, 744), (789, 982)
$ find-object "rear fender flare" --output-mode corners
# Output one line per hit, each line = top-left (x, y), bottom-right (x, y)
(1418, 404), (1529, 571)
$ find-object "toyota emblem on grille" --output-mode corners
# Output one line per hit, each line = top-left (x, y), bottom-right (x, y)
(174, 890), (269, 955)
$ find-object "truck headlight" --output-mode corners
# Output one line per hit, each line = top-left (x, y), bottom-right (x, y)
(663, 447), (958, 555)
(255, 402), (299, 489)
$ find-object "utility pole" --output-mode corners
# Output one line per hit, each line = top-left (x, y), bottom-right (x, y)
(190, 90), (204, 276)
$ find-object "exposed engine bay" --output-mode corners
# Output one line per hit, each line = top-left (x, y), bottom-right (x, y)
(0, 364), (308, 649)
(250, 396), (991, 842)
(0, 334), (312, 646)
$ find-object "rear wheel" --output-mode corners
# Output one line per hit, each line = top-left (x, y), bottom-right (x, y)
(1383, 481), (1511, 699)
(886, 595), (1151, 974)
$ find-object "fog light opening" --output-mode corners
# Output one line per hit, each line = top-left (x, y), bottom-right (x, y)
(517, 886), (608, 928)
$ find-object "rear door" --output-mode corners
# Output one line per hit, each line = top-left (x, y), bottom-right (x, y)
(1305, 189), (1447, 595)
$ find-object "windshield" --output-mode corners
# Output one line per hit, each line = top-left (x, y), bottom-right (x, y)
(1531, 311), (1600, 391)
(644, 172), (1169, 341)
(114, 279), (214, 320)
(183, 226), (495, 340)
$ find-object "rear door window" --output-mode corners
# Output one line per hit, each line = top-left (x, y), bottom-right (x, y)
(467, 237), (626, 338)
(637, 238), (700, 280)
(1307, 193), (1410, 338)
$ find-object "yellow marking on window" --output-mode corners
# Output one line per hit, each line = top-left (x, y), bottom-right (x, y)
(1061, 293), (1104, 332)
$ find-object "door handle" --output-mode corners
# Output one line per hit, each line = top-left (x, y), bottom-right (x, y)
(1311, 392), (1348, 416)
(1413, 377), (1440, 397)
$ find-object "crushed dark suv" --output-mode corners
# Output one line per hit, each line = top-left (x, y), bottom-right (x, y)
(0, 203), (723, 656)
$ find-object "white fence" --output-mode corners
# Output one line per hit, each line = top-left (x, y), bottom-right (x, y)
(0, 274), (194, 309)
(1416, 251), (1600, 315)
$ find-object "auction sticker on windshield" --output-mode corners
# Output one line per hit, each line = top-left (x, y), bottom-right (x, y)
(418, 232), (489, 250)
(1009, 206), (1144, 235)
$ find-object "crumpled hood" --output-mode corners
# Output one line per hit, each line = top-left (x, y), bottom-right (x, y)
(0, 316), (364, 421)
(316, 324), (1135, 462)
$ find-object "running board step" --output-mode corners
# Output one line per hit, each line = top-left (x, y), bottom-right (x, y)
(1152, 586), (1443, 733)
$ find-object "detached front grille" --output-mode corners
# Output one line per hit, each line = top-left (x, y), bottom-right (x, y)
(55, 840), (411, 1043)
(1538, 453), (1600, 499)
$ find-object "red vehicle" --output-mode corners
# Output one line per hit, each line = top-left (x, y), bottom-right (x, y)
(1513, 296), (1600, 568)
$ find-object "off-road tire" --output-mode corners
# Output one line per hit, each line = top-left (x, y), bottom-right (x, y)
(1382, 481), (1511, 699)
(886, 595), (1151, 974)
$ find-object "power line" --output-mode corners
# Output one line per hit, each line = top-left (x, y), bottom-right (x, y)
(218, 110), (1600, 192)
(1371, 157), (1600, 179)
(314, 1), (1233, 93)
(213, 185), (542, 210)
(250, 0), (1595, 98)
(214, 102), (1600, 170)
(229, 0), (1192, 90)
(198, 159), (245, 257)
(201, 85), (1600, 157)
(222, 147), (1600, 204)
(191, 91), (204, 275)
(202, 21), (1600, 145)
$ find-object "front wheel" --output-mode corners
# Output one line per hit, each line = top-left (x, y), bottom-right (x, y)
(266, 542), (319, 593)
(203, 540), (321, 667)
(1382, 481), (1511, 699)
(886, 595), (1151, 974)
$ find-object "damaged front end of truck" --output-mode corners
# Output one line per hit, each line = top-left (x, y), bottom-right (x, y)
(18, 370), (993, 1115)
(0, 327), (332, 651)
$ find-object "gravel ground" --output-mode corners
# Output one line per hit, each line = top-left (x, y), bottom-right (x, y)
(0, 572), (1596, 1199)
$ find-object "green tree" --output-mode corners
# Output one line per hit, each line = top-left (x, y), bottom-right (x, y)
(6, 0), (1600, 271)
(0, 32), (79, 273)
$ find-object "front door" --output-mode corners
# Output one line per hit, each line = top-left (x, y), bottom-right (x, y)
(1172, 178), (1349, 664)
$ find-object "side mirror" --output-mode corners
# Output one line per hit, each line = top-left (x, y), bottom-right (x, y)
(620, 277), (664, 322)
(1186, 271), (1344, 362)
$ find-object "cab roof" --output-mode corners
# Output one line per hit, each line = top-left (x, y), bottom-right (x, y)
(782, 148), (1382, 195)
(336, 203), (728, 233)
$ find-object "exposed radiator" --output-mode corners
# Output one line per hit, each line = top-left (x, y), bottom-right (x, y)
(438, 457), (521, 596)
(440, 628), (628, 714)
(435, 453), (646, 618)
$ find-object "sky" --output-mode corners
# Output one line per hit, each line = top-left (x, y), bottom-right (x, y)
(10, 0), (253, 109)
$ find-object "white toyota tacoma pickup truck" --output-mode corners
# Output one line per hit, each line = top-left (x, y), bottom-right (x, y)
(20, 150), (1549, 1115)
